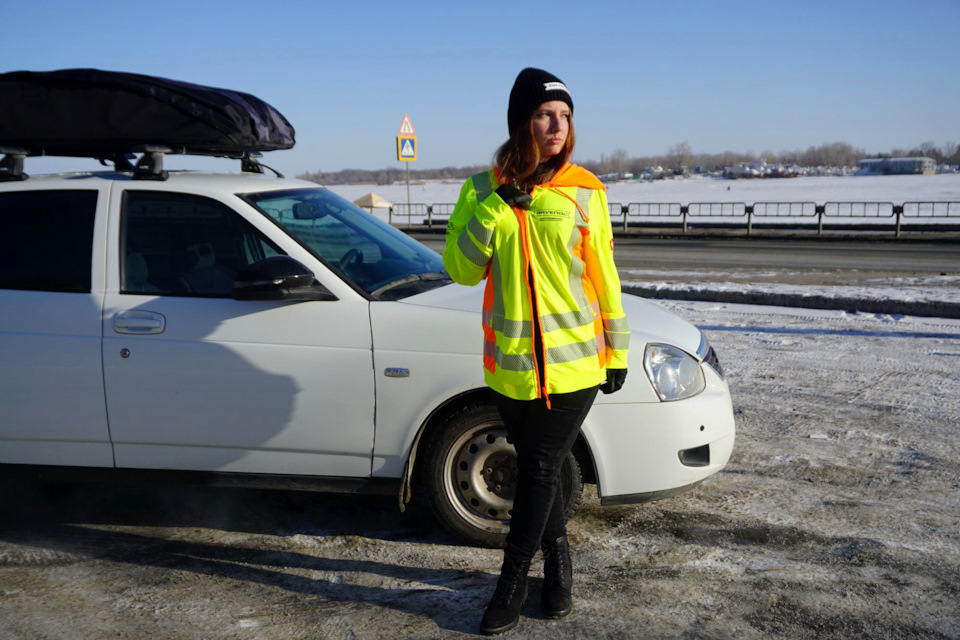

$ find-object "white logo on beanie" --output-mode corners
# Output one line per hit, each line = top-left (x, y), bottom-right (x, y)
(543, 81), (569, 94)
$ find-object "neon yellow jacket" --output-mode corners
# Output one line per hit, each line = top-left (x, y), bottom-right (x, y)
(443, 163), (629, 401)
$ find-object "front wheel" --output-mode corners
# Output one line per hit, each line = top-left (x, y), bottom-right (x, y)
(424, 403), (583, 548)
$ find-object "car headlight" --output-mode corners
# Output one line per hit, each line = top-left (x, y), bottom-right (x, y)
(643, 343), (706, 402)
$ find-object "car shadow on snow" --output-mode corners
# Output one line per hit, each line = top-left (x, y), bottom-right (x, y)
(0, 480), (492, 634)
(0, 480), (458, 542)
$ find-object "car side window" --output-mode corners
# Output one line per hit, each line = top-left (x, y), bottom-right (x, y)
(0, 190), (98, 293)
(121, 191), (283, 297)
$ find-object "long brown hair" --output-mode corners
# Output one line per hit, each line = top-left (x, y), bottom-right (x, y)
(495, 115), (575, 192)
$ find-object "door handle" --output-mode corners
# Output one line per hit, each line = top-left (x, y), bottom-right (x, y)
(114, 310), (166, 334)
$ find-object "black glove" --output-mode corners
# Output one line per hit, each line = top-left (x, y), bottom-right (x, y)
(600, 368), (627, 394)
(495, 181), (532, 209)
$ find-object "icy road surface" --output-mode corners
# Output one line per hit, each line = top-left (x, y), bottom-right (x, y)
(0, 302), (958, 639)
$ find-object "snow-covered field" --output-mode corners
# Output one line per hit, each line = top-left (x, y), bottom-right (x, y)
(329, 172), (960, 206)
(329, 173), (960, 227)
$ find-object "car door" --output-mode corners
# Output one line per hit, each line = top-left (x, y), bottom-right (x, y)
(101, 186), (375, 477)
(0, 184), (113, 467)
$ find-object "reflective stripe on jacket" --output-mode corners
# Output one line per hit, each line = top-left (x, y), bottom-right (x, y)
(443, 163), (629, 401)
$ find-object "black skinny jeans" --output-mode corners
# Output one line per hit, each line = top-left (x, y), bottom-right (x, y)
(494, 386), (599, 561)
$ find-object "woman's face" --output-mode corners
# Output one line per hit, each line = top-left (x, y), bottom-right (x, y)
(531, 100), (570, 158)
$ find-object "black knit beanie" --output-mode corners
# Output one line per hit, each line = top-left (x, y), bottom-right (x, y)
(507, 67), (574, 137)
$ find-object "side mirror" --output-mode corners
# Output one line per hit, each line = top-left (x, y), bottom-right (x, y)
(233, 256), (338, 302)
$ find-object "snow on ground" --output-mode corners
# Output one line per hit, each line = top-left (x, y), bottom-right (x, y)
(1, 156), (957, 637)
(1, 300), (957, 638)
(4, 169), (960, 639)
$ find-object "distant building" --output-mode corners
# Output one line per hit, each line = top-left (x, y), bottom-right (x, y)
(857, 157), (936, 175)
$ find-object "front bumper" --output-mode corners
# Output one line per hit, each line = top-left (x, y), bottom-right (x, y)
(600, 479), (705, 506)
(582, 365), (735, 502)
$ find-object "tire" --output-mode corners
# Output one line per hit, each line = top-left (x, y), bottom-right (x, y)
(424, 403), (584, 548)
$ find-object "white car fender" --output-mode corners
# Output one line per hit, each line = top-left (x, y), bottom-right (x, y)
(369, 296), (484, 479)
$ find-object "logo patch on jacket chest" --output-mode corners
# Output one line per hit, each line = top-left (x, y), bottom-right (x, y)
(530, 209), (572, 222)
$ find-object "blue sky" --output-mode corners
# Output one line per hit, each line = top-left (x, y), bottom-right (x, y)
(2, 0), (958, 177)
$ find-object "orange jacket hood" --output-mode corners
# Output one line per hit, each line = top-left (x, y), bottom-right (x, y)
(540, 163), (606, 191)
(494, 163), (606, 192)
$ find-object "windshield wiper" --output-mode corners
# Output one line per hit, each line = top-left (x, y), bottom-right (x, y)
(370, 271), (451, 299)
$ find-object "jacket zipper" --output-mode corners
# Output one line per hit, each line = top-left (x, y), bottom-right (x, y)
(513, 202), (551, 409)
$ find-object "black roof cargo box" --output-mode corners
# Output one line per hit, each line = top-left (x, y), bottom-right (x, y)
(0, 69), (295, 159)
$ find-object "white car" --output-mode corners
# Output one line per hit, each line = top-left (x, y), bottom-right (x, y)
(0, 164), (734, 547)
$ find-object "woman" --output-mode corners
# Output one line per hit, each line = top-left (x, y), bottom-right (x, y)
(443, 67), (629, 635)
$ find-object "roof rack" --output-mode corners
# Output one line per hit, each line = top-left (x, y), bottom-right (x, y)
(0, 147), (29, 182)
(0, 147), (286, 182)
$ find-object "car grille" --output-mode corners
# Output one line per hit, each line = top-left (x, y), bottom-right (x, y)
(703, 345), (724, 379)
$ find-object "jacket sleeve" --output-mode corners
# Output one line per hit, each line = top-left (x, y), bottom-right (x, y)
(583, 188), (630, 369)
(442, 172), (511, 286)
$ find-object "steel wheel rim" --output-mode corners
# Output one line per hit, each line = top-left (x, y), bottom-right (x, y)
(442, 422), (517, 533)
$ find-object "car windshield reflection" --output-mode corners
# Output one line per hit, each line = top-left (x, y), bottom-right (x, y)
(242, 187), (449, 299)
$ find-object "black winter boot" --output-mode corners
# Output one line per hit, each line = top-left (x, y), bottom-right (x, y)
(540, 535), (573, 619)
(480, 554), (531, 635)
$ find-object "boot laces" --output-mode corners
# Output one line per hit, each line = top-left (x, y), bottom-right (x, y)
(492, 572), (522, 603)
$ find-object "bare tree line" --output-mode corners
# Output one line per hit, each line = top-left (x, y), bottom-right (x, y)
(297, 165), (489, 186)
(297, 140), (959, 185)
(586, 140), (960, 175)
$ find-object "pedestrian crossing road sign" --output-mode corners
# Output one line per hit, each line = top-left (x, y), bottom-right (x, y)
(397, 135), (417, 161)
(398, 114), (416, 135)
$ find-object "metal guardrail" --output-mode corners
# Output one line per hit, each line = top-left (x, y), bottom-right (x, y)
(389, 202), (429, 227)
(903, 201), (960, 217)
(824, 202), (894, 217)
(753, 202), (818, 217)
(752, 202), (818, 235)
(619, 203), (682, 231)
(387, 200), (960, 237)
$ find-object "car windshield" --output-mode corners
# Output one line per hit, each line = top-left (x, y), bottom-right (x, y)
(242, 187), (449, 300)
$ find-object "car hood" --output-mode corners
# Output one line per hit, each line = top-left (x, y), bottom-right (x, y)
(400, 283), (704, 357)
